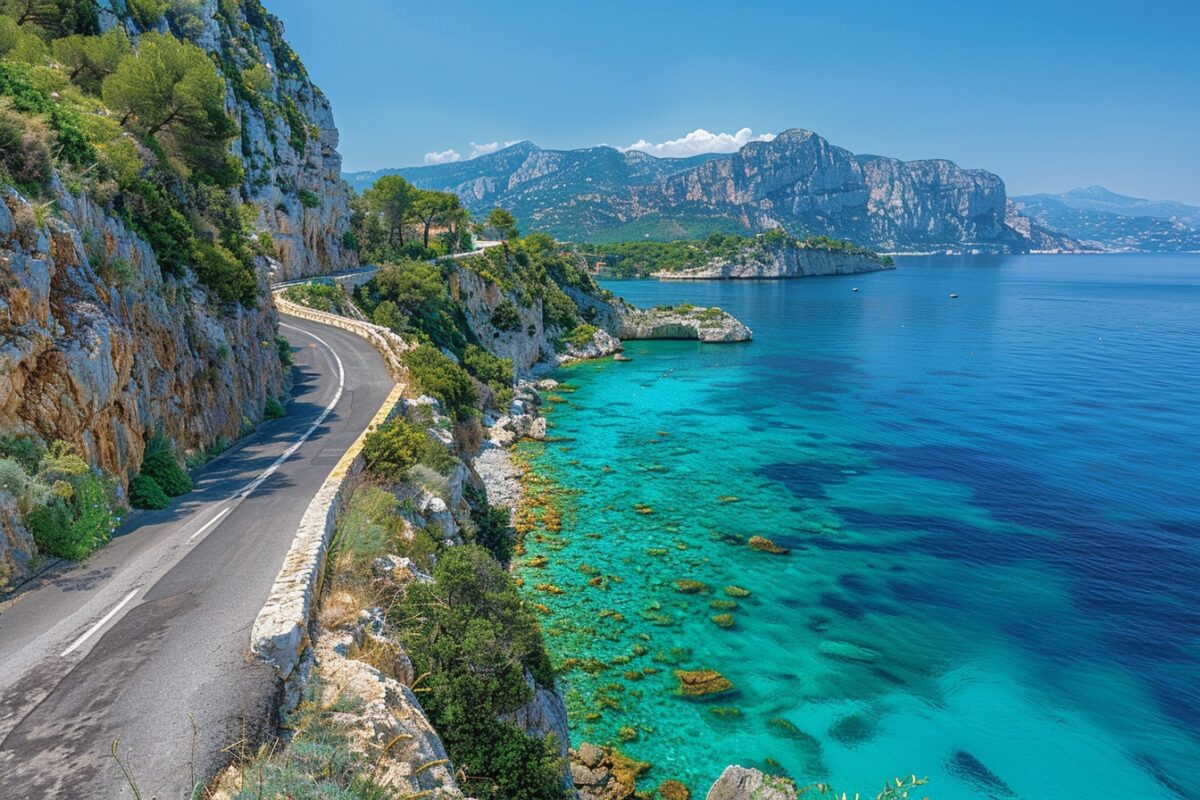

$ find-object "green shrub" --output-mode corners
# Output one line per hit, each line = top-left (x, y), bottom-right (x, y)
(282, 281), (346, 314)
(462, 345), (514, 396)
(193, 239), (258, 306)
(25, 472), (114, 560)
(489, 300), (521, 332)
(390, 546), (565, 800)
(297, 188), (320, 208)
(263, 396), (286, 419)
(129, 474), (169, 509)
(466, 485), (512, 563)
(276, 335), (293, 368)
(405, 345), (478, 421)
(0, 435), (42, 474)
(139, 448), (192, 497)
(25, 501), (77, 558)
(561, 323), (597, 348)
(362, 417), (456, 482)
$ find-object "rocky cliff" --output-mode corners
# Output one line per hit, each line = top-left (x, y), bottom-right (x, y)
(0, 0), (355, 588)
(0, 183), (284, 584)
(654, 237), (894, 279)
(363, 129), (1072, 253)
(159, 0), (356, 279)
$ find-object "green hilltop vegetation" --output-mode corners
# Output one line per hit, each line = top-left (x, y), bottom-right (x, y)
(0, 3), (281, 304)
(586, 229), (892, 277)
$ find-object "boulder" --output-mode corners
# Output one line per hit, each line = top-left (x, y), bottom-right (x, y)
(706, 766), (798, 800)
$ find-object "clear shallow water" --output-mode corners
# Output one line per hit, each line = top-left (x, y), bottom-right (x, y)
(515, 254), (1200, 799)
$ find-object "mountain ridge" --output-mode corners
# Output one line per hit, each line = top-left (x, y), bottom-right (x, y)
(346, 129), (1074, 253)
(1012, 187), (1200, 252)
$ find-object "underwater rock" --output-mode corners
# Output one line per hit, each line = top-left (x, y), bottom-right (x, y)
(817, 640), (881, 664)
(828, 713), (875, 746)
(724, 585), (751, 598)
(748, 536), (790, 555)
(710, 613), (735, 628)
(675, 579), (710, 594)
(659, 779), (691, 800)
(947, 750), (1016, 797)
(675, 669), (735, 697)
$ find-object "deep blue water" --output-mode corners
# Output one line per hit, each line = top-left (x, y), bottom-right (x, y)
(519, 254), (1200, 798)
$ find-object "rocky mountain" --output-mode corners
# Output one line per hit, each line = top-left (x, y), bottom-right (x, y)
(1012, 187), (1200, 252)
(351, 129), (1073, 253)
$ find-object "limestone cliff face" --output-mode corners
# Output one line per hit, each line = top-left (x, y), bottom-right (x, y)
(99, 0), (357, 280)
(210, 2), (356, 279)
(654, 239), (894, 279)
(0, 184), (283, 581)
(388, 129), (1072, 253)
(0, 184), (285, 473)
(449, 265), (548, 373)
(643, 130), (1029, 252)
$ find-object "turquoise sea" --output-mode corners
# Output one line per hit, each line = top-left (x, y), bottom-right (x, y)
(515, 254), (1200, 799)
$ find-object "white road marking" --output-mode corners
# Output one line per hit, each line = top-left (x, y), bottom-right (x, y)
(188, 507), (232, 543)
(61, 590), (139, 657)
(236, 324), (345, 499)
(52, 322), (345, 661)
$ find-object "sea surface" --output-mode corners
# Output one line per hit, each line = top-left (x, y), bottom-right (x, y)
(515, 254), (1200, 799)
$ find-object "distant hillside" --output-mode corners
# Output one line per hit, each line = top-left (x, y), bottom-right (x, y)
(1013, 188), (1200, 252)
(345, 129), (1073, 254)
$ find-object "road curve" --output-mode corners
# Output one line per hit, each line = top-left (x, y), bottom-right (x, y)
(0, 315), (395, 799)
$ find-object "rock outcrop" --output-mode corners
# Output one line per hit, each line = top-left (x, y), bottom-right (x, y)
(177, 0), (356, 279)
(705, 766), (798, 800)
(618, 305), (752, 343)
(654, 238), (893, 279)
(373, 129), (1073, 253)
(0, 185), (283, 587)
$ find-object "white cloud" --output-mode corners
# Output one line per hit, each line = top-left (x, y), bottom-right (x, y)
(621, 127), (775, 158)
(424, 148), (461, 165)
(468, 140), (521, 159)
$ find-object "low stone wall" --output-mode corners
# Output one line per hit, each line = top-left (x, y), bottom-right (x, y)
(250, 382), (403, 686)
(273, 292), (410, 381)
(250, 296), (410, 690)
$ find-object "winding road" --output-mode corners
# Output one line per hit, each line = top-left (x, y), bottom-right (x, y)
(0, 315), (394, 798)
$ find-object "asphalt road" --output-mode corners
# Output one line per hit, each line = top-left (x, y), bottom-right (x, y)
(0, 315), (395, 799)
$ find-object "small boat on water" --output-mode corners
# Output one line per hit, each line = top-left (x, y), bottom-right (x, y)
(949, 293), (959, 298)
(852, 287), (860, 292)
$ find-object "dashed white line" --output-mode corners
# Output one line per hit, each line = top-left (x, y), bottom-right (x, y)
(56, 322), (345, 660)
(236, 323), (345, 499)
(188, 507), (232, 543)
(61, 590), (139, 657)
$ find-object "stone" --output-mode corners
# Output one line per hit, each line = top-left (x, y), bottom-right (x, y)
(675, 669), (734, 697)
(578, 742), (605, 769)
(705, 766), (798, 800)
(747, 536), (790, 555)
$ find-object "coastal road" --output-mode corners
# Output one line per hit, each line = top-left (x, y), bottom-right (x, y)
(0, 316), (394, 799)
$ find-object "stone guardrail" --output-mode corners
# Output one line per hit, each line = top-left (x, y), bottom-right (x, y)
(250, 294), (409, 690)
(273, 292), (410, 381)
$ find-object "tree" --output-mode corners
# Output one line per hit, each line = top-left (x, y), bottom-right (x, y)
(102, 33), (237, 183)
(102, 32), (233, 137)
(52, 28), (131, 92)
(390, 546), (565, 800)
(487, 207), (519, 249)
(2, 0), (99, 37)
(362, 174), (415, 248)
(411, 189), (464, 248)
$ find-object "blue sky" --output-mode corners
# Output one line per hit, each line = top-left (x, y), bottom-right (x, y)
(273, 0), (1200, 203)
